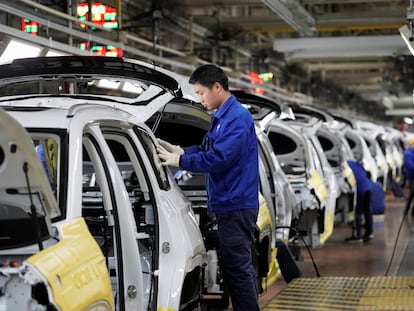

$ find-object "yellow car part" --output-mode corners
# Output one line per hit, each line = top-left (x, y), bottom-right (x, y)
(343, 163), (356, 188)
(257, 192), (273, 233)
(262, 248), (281, 290)
(319, 208), (334, 245)
(27, 218), (114, 311)
(307, 169), (328, 202)
(307, 170), (334, 245)
(257, 193), (282, 289)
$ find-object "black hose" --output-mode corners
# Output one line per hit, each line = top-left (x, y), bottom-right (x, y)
(276, 226), (321, 278)
(23, 162), (44, 251)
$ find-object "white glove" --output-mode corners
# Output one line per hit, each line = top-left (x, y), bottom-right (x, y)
(157, 138), (184, 155)
(157, 145), (181, 167)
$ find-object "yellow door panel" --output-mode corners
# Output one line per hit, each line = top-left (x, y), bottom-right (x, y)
(27, 218), (114, 311)
(307, 170), (328, 202)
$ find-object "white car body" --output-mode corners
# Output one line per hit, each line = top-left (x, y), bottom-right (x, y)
(356, 122), (389, 189)
(256, 126), (298, 242)
(0, 56), (207, 311)
(318, 123), (357, 223)
(384, 127), (404, 183)
(264, 118), (329, 248)
(0, 108), (115, 311)
(288, 105), (356, 224)
(331, 116), (379, 183)
(283, 115), (339, 246)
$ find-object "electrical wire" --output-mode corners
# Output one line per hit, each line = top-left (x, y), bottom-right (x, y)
(277, 187), (411, 278)
(276, 226), (321, 278)
(23, 161), (44, 251)
(384, 188), (414, 276)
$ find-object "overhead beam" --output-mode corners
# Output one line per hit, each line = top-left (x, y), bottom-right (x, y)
(303, 0), (404, 4)
(303, 61), (392, 71)
(179, 0), (261, 7)
(316, 11), (404, 26)
(386, 96), (414, 107)
(203, 10), (405, 33)
(346, 84), (385, 91)
(385, 109), (414, 116)
(274, 35), (410, 59)
(325, 72), (384, 79)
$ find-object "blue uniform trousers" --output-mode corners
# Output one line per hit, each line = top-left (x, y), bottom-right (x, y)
(216, 208), (260, 311)
(354, 190), (373, 238)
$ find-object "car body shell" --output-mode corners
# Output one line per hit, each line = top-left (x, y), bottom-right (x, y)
(317, 123), (357, 223)
(282, 115), (339, 246)
(0, 108), (114, 310)
(331, 115), (380, 183)
(238, 97), (335, 248)
(0, 56), (209, 311)
(356, 124), (389, 189)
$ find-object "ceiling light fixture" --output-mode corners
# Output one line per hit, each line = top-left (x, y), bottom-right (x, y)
(261, 0), (315, 37)
(0, 39), (41, 64)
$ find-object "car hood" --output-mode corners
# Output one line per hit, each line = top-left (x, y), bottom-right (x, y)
(0, 108), (59, 221)
(0, 56), (186, 123)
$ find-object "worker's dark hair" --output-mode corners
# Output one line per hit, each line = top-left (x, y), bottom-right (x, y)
(189, 64), (229, 91)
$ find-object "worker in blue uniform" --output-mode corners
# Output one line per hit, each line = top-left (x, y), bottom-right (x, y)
(404, 137), (414, 191)
(345, 159), (374, 242)
(34, 141), (50, 178)
(403, 137), (414, 215)
(157, 64), (260, 311)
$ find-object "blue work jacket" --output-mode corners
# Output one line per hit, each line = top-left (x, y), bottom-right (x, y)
(347, 160), (372, 195)
(180, 95), (259, 214)
(404, 147), (414, 179)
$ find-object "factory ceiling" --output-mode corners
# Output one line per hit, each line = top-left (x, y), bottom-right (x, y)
(1, 0), (414, 122)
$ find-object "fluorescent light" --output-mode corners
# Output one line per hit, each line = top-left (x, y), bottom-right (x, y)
(0, 39), (41, 64)
(122, 82), (143, 94)
(96, 79), (143, 95)
(46, 50), (69, 57)
(97, 79), (121, 91)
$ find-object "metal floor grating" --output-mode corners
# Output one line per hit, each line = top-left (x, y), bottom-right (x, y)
(263, 276), (414, 311)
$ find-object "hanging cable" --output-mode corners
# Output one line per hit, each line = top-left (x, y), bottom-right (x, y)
(276, 226), (321, 278)
(23, 161), (44, 251)
(384, 187), (413, 276)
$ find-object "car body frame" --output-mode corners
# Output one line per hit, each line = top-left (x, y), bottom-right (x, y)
(0, 56), (208, 311)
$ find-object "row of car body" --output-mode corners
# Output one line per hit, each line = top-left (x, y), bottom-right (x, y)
(0, 56), (405, 310)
